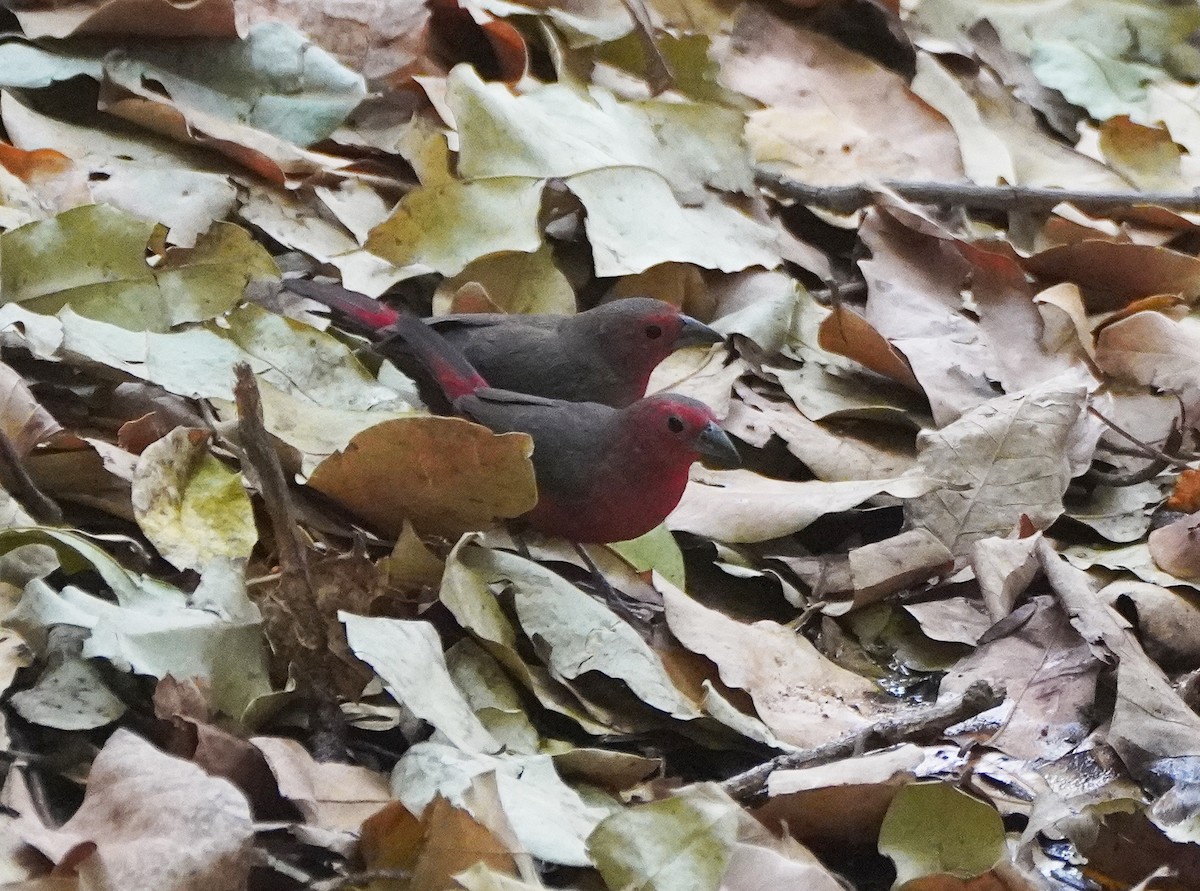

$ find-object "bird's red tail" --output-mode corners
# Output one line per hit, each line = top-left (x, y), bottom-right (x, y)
(282, 278), (400, 333)
(283, 279), (487, 402)
(379, 313), (489, 402)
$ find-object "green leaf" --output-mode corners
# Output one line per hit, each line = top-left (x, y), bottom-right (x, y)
(588, 783), (740, 891)
(104, 22), (366, 146)
(365, 175), (544, 276)
(0, 302), (406, 413)
(131, 428), (257, 572)
(1, 206), (277, 330)
(878, 782), (1005, 885)
(608, 525), (686, 591)
(0, 40), (104, 88)
(1031, 40), (1159, 122)
(0, 529), (272, 720)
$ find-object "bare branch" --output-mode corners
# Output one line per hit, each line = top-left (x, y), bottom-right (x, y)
(757, 170), (1200, 214)
(719, 680), (1004, 803)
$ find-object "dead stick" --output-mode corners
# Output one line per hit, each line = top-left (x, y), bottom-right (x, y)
(233, 364), (347, 761)
(757, 171), (1200, 214)
(719, 680), (1003, 803)
(234, 365), (310, 588)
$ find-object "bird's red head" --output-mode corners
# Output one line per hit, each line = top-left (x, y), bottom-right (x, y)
(581, 298), (725, 393)
(532, 392), (739, 543)
(620, 394), (741, 469)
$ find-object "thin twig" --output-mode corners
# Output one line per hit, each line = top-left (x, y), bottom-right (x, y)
(235, 366), (311, 588)
(1089, 406), (1191, 471)
(0, 428), (62, 524)
(234, 364), (348, 762)
(719, 680), (1004, 803)
(756, 170), (1200, 214)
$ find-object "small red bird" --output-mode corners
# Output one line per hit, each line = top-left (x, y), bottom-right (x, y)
(281, 279), (724, 408)
(384, 308), (740, 543)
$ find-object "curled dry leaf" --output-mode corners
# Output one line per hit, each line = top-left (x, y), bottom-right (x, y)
(0, 360), (62, 455)
(1095, 311), (1200, 408)
(670, 467), (932, 544)
(858, 208), (994, 425)
(1101, 580), (1200, 672)
(817, 303), (922, 393)
(250, 736), (391, 833)
(660, 579), (881, 748)
(1148, 510), (1200, 579)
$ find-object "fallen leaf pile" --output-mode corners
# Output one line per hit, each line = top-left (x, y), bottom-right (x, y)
(2, 0), (1200, 889)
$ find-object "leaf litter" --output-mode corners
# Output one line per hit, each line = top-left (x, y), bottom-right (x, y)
(0, 0), (1198, 889)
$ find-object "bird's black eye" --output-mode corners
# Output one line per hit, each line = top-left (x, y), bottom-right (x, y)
(667, 415), (684, 433)
(645, 324), (663, 339)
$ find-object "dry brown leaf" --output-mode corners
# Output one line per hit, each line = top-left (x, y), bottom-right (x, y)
(858, 209), (994, 425)
(728, 384), (919, 482)
(0, 142), (91, 217)
(940, 596), (1099, 760)
(359, 801), (424, 891)
(20, 729), (253, 891)
(660, 578), (882, 747)
(306, 416), (536, 539)
(11, 0), (236, 39)
(817, 304), (922, 392)
(1147, 510), (1200, 579)
(723, 5), (961, 186)
(382, 520), (447, 590)
(963, 241), (1089, 394)
(1024, 241), (1200, 312)
(1099, 117), (1184, 192)
(971, 534), (1043, 621)
(251, 736), (391, 833)
(720, 832), (845, 891)
(904, 598), (994, 647)
(915, 57), (1129, 193)
(236, 0), (431, 86)
(1034, 282), (1096, 364)
(25, 438), (136, 522)
(1102, 580), (1200, 672)
(669, 467), (931, 544)
(753, 745), (947, 849)
(97, 83), (344, 187)
(908, 378), (1089, 557)
(842, 530), (954, 610)
(1038, 541), (1200, 777)
(1094, 312), (1200, 409)
(410, 796), (522, 891)
(0, 361), (62, 455)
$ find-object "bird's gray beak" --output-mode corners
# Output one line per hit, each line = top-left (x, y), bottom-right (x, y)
(674, 316), (725, 349)
(694, 420), (740, 467)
